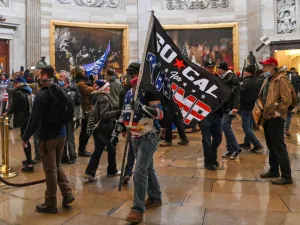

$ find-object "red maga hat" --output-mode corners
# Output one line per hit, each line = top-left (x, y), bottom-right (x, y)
(259, 57), (278, 66)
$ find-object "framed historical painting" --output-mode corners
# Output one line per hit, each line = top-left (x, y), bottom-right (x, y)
(50, 21), (129, 75)
(164, 23), (239, 72)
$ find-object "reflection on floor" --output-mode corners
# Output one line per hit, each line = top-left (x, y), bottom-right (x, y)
(1, 115), (300, 225)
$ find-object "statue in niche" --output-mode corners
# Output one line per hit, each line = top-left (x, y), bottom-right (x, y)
(247, 51), (258, 71)
(0, 0), (8, 7)
(277, 0), (296, 34)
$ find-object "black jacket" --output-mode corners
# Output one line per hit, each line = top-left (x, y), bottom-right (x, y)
(221, 71), (240, 112)
(65, 85), (82, 106)
(240, 75), (262, 110)
(7, 85), (32, 128)
(22, 87), (66, 142)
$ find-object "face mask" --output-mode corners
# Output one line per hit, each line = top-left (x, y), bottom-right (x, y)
(58, 81), (65, 87)
(264, 71), (271, 78)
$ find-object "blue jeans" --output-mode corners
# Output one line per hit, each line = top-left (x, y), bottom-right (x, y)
(124, 142), (135, 177)
(284, 111), (293, 130)
(131, 132), (161, 213)
(199, 113), (222, 165)
(241, 110), (261, 147)
(222, 114), (240, 153)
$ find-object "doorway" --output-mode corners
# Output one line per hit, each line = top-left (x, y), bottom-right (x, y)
(274, 49), (300, 72)
(0, 39), (9, 74)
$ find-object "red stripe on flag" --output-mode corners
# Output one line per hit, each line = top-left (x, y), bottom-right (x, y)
(196, 101), (211, 113)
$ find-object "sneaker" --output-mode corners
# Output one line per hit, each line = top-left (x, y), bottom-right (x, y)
(67, 157), (77, 164)
(284, 130), (291, 137)
(107, 171), (121, 177)
(260, 171), (280, 178)
(122, 175), (131, 184)
(222, 151), (232, 158)
(33, 157), (41, 164)
(250, 145), (263, 153)
(83, 174), (97, 182)
(22, 165), (34, 173)
(271, 177), (293, 185)
(229, 149), (242, 160)
(239, 143), (251, 150)
(126, 210), (143, 224)
(62, 193), (75, 207)
(178, 139), (189, 145)
(145, 198), (162, 209)
(159, 141), (172, 147)
(36, 203), (58, 214)
(204, 163), (216, 171)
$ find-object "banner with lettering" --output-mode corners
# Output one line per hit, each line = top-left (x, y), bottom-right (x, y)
(139, 15), (230, 126)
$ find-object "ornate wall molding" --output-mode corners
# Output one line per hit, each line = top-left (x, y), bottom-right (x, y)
(0, 0), (9, 8)
(276, 0), (296, 34)
(165, 0), (230, 10)
(57, 0), (120, 8)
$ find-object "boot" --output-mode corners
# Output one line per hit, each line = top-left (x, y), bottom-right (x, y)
(36, 203), (58, 214)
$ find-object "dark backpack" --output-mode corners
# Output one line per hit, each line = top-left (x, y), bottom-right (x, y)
(44, 84), (74, 125)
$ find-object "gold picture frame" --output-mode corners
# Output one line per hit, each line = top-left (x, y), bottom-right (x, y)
(163, 23), (239, 72)
(50, 20), (129, 74)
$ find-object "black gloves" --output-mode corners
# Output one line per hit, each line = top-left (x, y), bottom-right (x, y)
(131, 100), (158, 118)
(110, 122), (126, 148)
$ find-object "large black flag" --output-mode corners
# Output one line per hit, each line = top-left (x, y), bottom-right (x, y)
(138, 15), (230, 126)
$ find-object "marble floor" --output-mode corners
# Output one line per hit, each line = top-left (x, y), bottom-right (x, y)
(1, 115), (300, 225)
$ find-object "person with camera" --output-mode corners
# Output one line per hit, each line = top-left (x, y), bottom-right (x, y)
(58, 72), (81, 164)
(22, 66), (74, 213)
(111, 63), (164, 224)
(258, 58), (293, 185)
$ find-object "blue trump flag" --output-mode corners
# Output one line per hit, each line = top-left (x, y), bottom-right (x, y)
(83, 41), (111, 77)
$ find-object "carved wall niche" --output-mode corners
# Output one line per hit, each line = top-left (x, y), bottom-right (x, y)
(165, 0), (230, 10)
(57, 0), (121, 8)
(0, 0), (9, 8)
(276, 0), (297, 34)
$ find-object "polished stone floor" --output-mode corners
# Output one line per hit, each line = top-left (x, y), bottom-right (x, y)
(1, 115), (300, 225)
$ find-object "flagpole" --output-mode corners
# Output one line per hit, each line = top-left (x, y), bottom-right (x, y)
(118, 11), (155, 192)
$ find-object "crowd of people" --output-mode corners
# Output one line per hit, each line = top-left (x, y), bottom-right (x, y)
(0, 55), (298, 223)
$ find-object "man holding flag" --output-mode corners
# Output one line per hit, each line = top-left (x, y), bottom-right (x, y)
(112, 13), (230, 224)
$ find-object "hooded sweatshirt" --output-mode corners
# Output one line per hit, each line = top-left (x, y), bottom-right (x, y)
(106, 75), (121, 109)
(7, 85), (32, 128)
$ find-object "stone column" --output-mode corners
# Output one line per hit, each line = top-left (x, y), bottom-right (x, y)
(26, 0), (41, 68)
(247, 0), (263, 61)
(137, 0), (151, 60)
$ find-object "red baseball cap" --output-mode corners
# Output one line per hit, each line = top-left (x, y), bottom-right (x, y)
(259, 57), (278, 66)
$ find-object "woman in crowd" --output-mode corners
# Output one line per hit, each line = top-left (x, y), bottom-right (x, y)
(83, 80), (121, 182)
